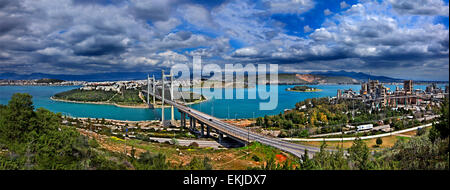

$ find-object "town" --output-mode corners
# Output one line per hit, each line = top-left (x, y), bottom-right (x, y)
(337, 80), (448, 110)
(0, 78), (85, 86)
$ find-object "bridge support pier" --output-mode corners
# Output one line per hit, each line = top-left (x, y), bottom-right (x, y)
(219, 133), (223, 143)
(206, 126), (210, 137)
(183, 113), (186, 128)
(180, 112), (185, 128)
(180, 112), (183, 127)
(200, 123), (204, 137)
(171, 105), (174, 122)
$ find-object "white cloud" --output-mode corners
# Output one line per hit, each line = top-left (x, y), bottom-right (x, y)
(126, 56), (159, 65)
(157, 50), (189, 66)
(36, 47), (71, 56)
(178, 4), (215, 29)
(310, 28), (333, 41)
(153, 17), (181, 33)
(340, 1), (349, 9)
(324, 9), (333, 16)
(303, 25), (313, 33)
(233, 47), (259, 57)
(212, 1), (276, 44)
(264, 0), (315, 14)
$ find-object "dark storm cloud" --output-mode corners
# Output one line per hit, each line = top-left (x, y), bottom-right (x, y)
(227, 0), (448, 80)
(0, 0), (448, 80)
(389, 0), (449, 16)
(128, 0), (175, 22)
(0, 18), (26, 36)
(72, 0), (126, 5)
(73, 37), (127, 56)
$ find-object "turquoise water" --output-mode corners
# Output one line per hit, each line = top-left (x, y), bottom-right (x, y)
(0, 84), (444, 121)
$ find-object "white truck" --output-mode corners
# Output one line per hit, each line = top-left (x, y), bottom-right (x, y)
(356, 124), (373, 131)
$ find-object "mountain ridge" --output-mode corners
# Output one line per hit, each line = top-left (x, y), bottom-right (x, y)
(1, 70), (447, 83)
(309, 70), (403, 82)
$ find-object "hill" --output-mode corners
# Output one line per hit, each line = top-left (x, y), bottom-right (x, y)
(35, 78), (65, 83)
(0, 72), (152, 82)
(277, 73), (359, 84)
(310, 70), (403, 82)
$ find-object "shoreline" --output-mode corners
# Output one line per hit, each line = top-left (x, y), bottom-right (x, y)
(51, 96), (150, 108)
(286, 89), (323, 92)
(50, 96), (209, 109)
(68, 116), (160, 123)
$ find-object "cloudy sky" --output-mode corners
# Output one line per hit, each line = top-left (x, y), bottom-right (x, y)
(0, 0), (448, 80)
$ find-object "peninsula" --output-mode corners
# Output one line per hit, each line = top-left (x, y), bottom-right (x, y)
(51, 80), (207, 108)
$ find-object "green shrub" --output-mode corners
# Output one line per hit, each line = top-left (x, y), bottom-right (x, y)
(252, 155), (261, 162)
(189, 142), (199, 148)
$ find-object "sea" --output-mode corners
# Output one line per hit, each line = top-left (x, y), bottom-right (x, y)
(0, 84), (446, 121)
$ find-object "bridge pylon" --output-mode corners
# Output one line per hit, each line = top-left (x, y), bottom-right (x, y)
(161, 70), (174, 127)
(152, 75), (155, 105)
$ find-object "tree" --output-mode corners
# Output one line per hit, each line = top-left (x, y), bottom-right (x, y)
(298, 150), (316, 170)
(170, 138), (179, 145)
(319, 112), (328, 124)
(263, 115), (269, 128)
(429, 98), (449, 142)
(185, 157), (212, 170)
(348, 137), (372, 170)
(0, 93), (35, 143)
(130, 146), (136, 160)
(0, 93), (128, 170)
(376, 137), (383, 147)
(134, 151), (168, 170)
(256, 117), (263, 126)
(385, 134), (448, 170)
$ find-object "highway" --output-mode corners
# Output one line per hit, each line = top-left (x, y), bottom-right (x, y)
(143, 90), (322, 158)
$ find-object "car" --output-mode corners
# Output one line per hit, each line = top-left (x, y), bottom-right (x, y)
(209, 118), (212, 121)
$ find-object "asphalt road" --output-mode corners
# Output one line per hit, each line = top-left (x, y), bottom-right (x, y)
(148, 137), (225, 148)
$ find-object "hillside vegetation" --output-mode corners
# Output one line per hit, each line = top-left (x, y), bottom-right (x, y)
(254, 99), (448, 170)
(0, 93), (215, 170)
(35, 78), (65, 83)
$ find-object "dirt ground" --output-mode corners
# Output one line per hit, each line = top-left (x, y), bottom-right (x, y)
(300, 131), (416, 149)
(224, 119), (255, 127)
(297, 126), (433, 150)
(400, 130), (417, 136)
(298, 133), (410, 149)
(77, 128), (262, 169)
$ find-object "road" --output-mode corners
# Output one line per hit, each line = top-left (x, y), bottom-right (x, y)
(148, 137), (242, 148)
(281, 123), (433, 142)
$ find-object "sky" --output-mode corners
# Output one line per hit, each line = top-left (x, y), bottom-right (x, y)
(0, 0), (449, 80)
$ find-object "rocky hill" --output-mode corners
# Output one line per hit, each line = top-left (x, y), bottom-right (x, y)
(276, 73), (359, 84)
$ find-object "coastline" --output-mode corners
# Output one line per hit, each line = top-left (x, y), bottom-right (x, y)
(50, 95), (209, 109)
(67, 116), (160, 123)
(51, 96), (150, 108)
(286, 89), (323, 92)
